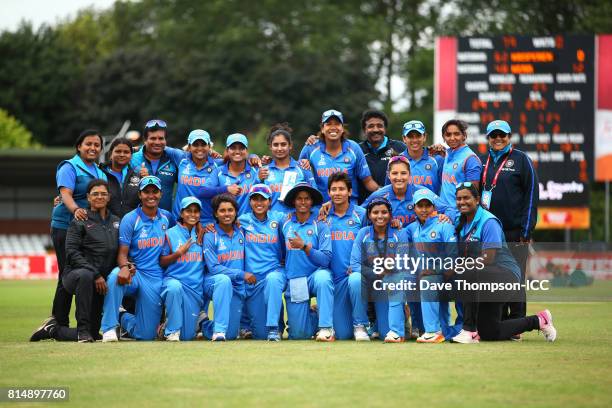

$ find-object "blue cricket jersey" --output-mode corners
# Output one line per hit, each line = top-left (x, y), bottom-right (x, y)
(439, 145), (482, 220)
(209, 163), (259, 215)
(238, 211), (286, 278)
(173, 154), (225, 224)
(203, 224), (246, 293)
(162, 223), (204, 293)
(398, 148), (444, 194)
(349, 226), (406, 275)
(406, 215), (457, 275)
(299, 139), (371, 202)
(281, 212), (332, 279)
(362, 184), (447, 226)
(119, 206), (175, 279)
(326, 203), (366, 283)
(263, 158), (316, 214)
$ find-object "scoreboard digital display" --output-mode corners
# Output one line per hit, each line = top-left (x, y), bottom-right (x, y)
(436, 35), (596, 214)
(454, 35), (595, 208)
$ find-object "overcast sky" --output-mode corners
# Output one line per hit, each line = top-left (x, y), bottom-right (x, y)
(1, 0), (116, 32)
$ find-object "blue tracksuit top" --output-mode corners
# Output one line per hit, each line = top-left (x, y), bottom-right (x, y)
(203, 224), (246, 293)
(457, 206), (521, 280)
(299, 139), (371, 202)
(238, 211), (286, 278)
(405, 215), (457, 275)
(326, 203), (367, 283)
(173, 154), (225, 224)
(439, 145), (482, 220)
(281, 212), (332, 279)
(119, 206), (175, 279)
(350, 226), (406, 275)
(263, 158), (316, 214)
(51, 155), (108, 230)
(398, 148), (444, 194)
(209, 163), (259, 215)
(161, 223), (204, 294)
(362, 184), (447, 226)
(130, 147), (182, 212)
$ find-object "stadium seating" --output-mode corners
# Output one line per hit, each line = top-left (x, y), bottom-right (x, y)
(0, 234), (52, 255)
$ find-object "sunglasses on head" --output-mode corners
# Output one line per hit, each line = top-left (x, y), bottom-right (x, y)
(145, 119), (167, 129)
(456, 182), (473, 190)
(251, 186), (271, 195)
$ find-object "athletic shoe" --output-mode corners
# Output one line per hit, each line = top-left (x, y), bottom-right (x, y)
(77, 330), (94, 343)
(510, 334), (522, 342)
(30, 316), (57, 342)
(410, 327), (421, 340)
(384, 330), (404, 343)
(537, 309), (557, 342)
(267, 329), (281, 342)
(119, 327), (135, 341)
(166, 331), (180, 342)
(195, 311), (209, 340)
(212, 332), (226, 342)
(353, 325), (370, 341)
(315, 327), (335, 342)
(102, 328), (118, 343)
(451, 329), (480, 344)
(417, 332), (445, 343)
(239, 328), (253, 340)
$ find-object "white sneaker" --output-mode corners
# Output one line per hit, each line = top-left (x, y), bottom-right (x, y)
(102, 329), (118, 343)
(537, 309), (557, 342)
(451, 329), (480, 344)
(316, 327), (335, 342)
(353, 325), (370, 341)
(166, 331), (180, 342)
(212, 332), (226, 342)
(384, 330), (404, 343)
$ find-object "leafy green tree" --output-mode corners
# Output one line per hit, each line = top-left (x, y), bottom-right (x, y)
(0, 108), (39, 148)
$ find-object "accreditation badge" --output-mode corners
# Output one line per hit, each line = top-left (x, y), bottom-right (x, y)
(481, 190), (492, 210)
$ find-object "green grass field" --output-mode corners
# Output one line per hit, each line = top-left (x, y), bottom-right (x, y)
(1, 280), (611, 407)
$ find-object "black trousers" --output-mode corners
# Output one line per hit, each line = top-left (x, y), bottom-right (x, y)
(51, 228), (72, 326)
(53, 268), (104, 341)
(504, 230), (529, 319)
(460, 265), (538, 340)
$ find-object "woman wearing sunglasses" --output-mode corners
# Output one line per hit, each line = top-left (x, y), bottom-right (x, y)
(299, 109), (379, 203)
(481, 120), (538, 327)
(451, 182), (556, 343)
(350, 197), (409, 342)
(31, 180), (119, 342)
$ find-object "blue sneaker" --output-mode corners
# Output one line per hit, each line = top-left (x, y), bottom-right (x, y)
(267, 329), (281, 342)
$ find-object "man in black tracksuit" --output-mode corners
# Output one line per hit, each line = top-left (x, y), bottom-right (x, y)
(480, 120), (539, 321)
(357, 110), (406, 203)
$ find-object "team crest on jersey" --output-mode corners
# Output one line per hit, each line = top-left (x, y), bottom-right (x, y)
(388, 242), (396, 249)
(425, 164), (432, 170)
(385, 149), (394, 157)
(430, 231), (437, 239)
(113, 221), (120, 229)
(207, 167), (212, 173)
(453, 163), (458, 169)
(239, 238), (244, 244)
(506, 160), (514, 168)
(162, 224), (167, 230)
(246, 173), (252, 179)
(318, 157), (326, 166)
(344, 157), (350, 163)
(307, 229), (314, 236)
(270, 221), (278, 229)
(408, 204), (414, 210)
(218, 239), (227, 250)
(348, 219), (355, 226)
(129, 176), (140, 186)
(139, 228), (148, 238)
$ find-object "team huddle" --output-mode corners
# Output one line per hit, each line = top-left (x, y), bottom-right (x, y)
(30, 109), (558, 344)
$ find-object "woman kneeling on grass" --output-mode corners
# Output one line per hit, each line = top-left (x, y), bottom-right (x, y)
(451, 182), (556, 343)
(31, 180), (119, 342)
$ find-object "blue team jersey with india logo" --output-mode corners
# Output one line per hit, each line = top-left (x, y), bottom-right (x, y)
(326, 204), (366, 283)
(161, 223), (204, 293)
(263, 158), (316, 214)
(238, 211), (286, 277)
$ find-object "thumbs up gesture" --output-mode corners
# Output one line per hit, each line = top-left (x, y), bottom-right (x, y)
(139, 162), (149, 177)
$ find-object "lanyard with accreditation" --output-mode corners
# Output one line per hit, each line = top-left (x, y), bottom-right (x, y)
(480, 147), (513, 210)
